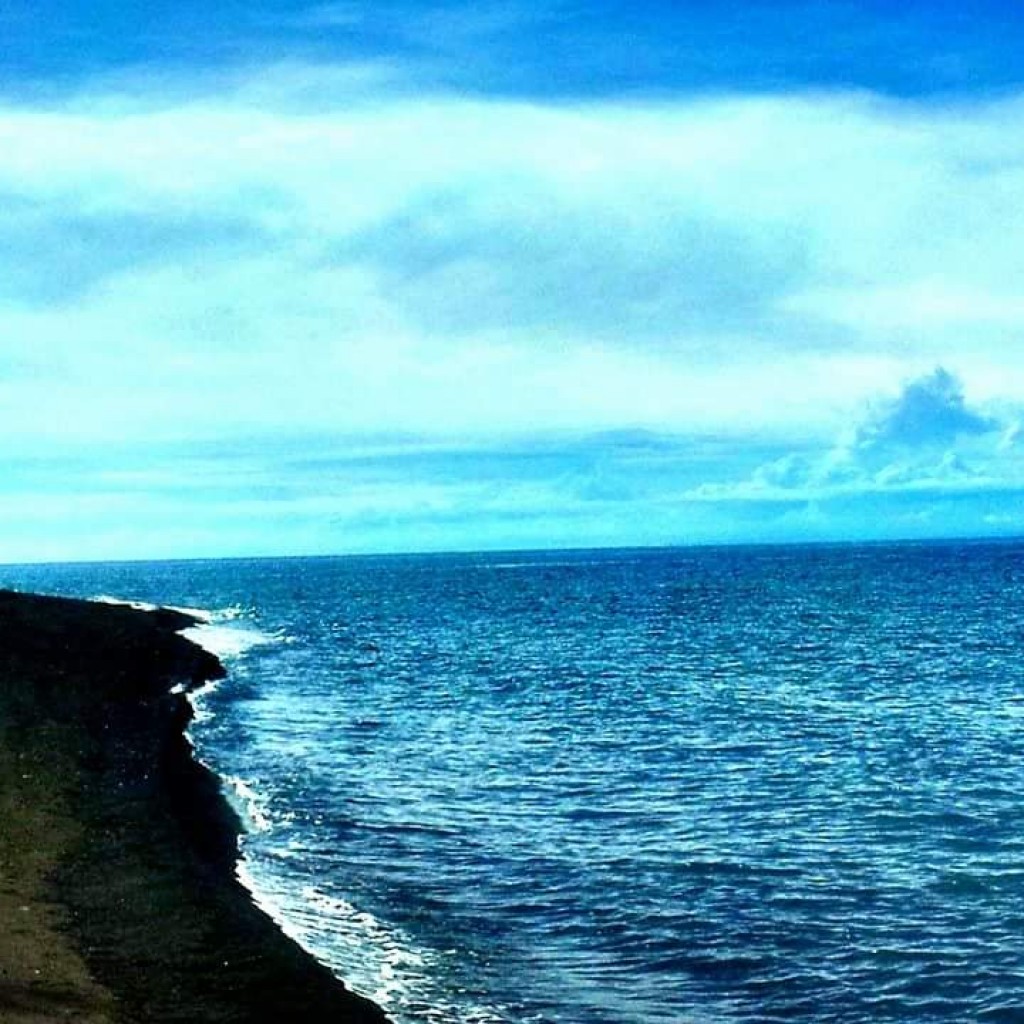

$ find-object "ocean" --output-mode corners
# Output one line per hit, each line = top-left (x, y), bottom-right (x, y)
(3, 540), (1024, 1023)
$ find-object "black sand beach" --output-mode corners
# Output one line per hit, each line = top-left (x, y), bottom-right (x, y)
(0, 589), (389, 1024)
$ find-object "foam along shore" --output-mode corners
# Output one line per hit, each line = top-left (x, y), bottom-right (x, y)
(0, 589), (390, 1024)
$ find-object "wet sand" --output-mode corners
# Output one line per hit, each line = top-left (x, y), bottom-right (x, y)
(0, 589), (389, 1024)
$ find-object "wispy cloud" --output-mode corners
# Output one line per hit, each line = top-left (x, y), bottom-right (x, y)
(2, 74), (1024, 446)
(2, 63), (1024, 557)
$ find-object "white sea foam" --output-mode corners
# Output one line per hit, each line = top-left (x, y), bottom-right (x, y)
(233, 856), (512, 1024)
(182, 616), (283, 733)
(187, 677), (225, 723)
(90, 595), (288, 788)
(91, 593), (281, 662)
(182, 618), (282, 728)
(93, 592), (508, 1022)
(182, 621), (279, 660)
(233, 860), (507, 1019)
(221, 775), (273, 833)
(93, 594), (161, 611)
(167, 603), (219, 621)
(94, 594), (232, 623)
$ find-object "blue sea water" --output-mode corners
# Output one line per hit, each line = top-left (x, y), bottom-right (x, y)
(4, 541), (1024, 1023)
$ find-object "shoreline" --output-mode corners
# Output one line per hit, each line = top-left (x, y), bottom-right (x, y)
(0, 589), (389, 1023)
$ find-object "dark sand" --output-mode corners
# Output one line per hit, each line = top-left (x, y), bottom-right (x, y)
(0, 589), (390, 1024)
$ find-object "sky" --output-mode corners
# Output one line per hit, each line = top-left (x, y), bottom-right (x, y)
(1, 1), (1024, 562)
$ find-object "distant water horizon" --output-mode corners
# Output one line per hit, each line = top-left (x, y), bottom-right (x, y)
(4, 531), (1024, 573)
(4, 539), (1024, 1022)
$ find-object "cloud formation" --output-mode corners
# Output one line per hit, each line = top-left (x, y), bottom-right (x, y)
(1, 73), (1024, 453)
(2, 63), (1024, 558)
(701, 368), (1022, 504)
(852, 367), (998, 453)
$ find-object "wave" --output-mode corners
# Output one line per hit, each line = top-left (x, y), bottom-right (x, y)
(235, 855), (515, 1024)
(221, 774), (273, 834)
(93, 594), (214, 621)
(182, 621), (281, 660)
(93, 592), (512, 1023)
(92, 593), (284, 661)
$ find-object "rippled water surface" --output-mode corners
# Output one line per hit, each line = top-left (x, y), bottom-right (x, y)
(5, 541), (1024, 1022)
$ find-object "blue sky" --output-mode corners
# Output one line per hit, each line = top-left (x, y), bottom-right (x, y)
(1, 2), (1023, 561)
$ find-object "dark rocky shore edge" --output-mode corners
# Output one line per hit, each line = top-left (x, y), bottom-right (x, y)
(0, 588), (390, 1023)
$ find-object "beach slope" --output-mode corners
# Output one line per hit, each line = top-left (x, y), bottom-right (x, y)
(0, 589), (389, 1024)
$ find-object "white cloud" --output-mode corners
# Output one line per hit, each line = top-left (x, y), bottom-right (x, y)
(785, 282), (1024, 332)
(693, 368), (1024, 504)
(1, 70), (1024, 452)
